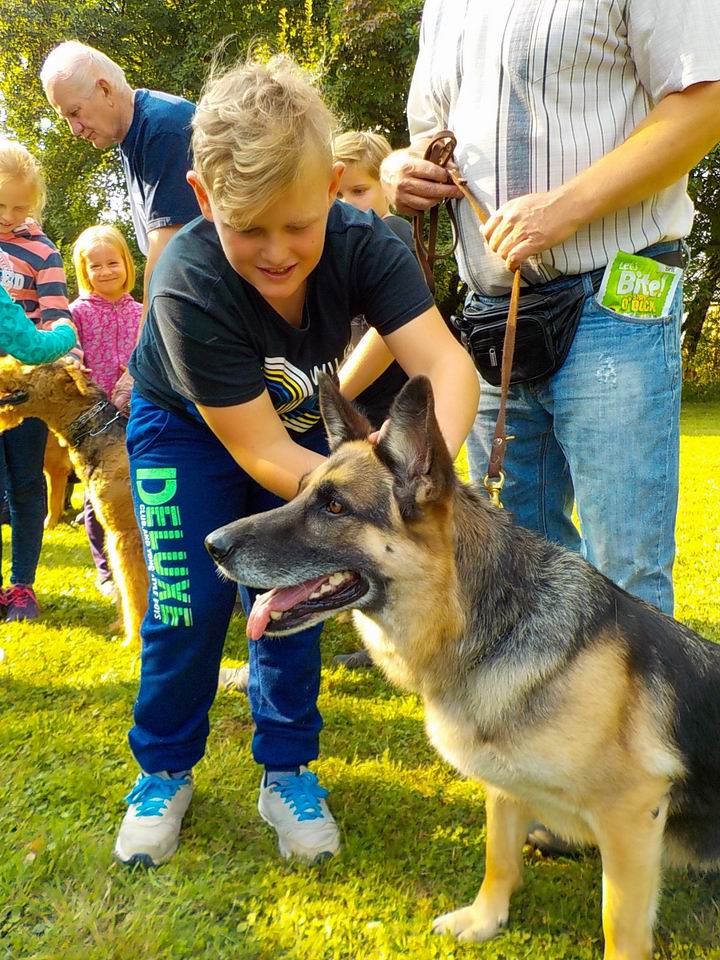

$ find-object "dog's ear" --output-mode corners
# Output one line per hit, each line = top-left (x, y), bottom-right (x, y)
(375, 376), (456, 517)
(62, 363), (97, 397)
(318, 372), (372, 452)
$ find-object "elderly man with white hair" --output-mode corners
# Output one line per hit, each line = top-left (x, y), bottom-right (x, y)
(41, 41), (199, 404)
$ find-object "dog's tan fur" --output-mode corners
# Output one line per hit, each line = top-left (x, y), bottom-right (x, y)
(0, 358), (146, 648)
(207, 374), (720, 960)
(43, 432), (73, 529)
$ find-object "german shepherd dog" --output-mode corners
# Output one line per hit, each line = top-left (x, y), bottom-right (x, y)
(206, 374), (720, 960)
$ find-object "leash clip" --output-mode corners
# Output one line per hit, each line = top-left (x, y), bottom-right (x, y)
(483, 470), (506, 510)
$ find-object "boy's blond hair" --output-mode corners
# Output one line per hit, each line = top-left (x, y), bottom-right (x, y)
(192, 54), (338, 230)
(73, 224), (136, 295)
(0, 139), (47, 221)
(332, 131), (392, 182)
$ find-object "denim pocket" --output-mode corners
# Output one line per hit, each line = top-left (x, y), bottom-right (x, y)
(592, 275), (684, 327)
(590, 293), (678, 326)
(582, 287), (683, 382)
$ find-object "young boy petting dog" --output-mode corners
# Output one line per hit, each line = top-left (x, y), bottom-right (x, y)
(115, 54), (478, 868)
(207, 374), (720, 960)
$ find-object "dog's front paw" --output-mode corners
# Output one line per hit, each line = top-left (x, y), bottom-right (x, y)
(432, 904), (507, 943)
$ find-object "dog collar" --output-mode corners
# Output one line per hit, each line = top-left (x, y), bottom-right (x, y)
(67, 399), (127, 446)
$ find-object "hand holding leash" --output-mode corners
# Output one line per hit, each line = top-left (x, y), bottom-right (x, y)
(483, 188), (582, 273)
(414, 131), (519, 508)
(380, 146), (464, 217)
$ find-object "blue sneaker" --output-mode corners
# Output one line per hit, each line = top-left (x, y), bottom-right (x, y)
(114, 771), (193, 866)
(258, 766), (340, 862)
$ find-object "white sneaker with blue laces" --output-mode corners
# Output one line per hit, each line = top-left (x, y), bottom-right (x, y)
(114, 770), (194, 867)
(258, 766), (340, 862)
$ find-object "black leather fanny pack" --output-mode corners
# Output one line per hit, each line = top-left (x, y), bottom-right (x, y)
(454, 276), (591, 386)
(454, 247), (685, 387)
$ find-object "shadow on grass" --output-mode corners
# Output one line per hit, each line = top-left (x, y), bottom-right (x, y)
(37, 539), (93, 568)
(1, 674), (136, 721)
(680, 401), (720, 436)
(3, 670), (718, 955)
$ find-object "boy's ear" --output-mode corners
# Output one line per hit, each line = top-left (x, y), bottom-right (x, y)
(328, 161), (345, 204)
(187, 171), (213, 222)
(318, 372), (372, 451)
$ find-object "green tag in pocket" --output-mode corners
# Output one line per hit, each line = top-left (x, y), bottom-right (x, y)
(597, 251), (682, 319)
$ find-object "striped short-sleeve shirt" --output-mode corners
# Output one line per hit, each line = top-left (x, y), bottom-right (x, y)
(408, 0), (720, 294)
(0, 220), (72, 326)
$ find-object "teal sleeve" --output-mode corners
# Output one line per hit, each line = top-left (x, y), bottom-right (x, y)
(0, 291), (77, 364)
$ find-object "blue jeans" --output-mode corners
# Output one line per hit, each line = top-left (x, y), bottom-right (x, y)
(126, 391), (328, 775)
(0, 418), (48, 586)
(466, 243), (683, 615)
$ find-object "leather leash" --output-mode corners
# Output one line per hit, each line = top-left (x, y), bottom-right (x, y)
(412, 130), (518, 508)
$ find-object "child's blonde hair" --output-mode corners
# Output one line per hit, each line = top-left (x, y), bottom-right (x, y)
(332, 131), (392, 182)
(0, 139), (47, 221)
(192, 54), (338, 230)
(73, 224), (135, 295)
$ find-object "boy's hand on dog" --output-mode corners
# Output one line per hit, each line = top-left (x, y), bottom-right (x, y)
(368, 420), (389, 446)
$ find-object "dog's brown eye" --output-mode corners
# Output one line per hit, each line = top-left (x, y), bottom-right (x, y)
(326, 499), (344, 515)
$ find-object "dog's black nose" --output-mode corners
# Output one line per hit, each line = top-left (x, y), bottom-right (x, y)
(205, 530), (233, 563)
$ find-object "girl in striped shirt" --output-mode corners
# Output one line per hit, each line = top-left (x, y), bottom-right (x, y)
(0, 139), (74, 620)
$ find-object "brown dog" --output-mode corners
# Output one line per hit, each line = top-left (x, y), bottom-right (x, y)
(43, 432), (73, 529)
(0, 358), (146, 648)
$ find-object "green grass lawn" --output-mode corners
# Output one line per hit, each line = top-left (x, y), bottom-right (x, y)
(2, 404), (720, 960)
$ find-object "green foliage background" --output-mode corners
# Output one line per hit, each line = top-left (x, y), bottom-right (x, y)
(1, 0), (719, 365)
(0, 0), (426, 296)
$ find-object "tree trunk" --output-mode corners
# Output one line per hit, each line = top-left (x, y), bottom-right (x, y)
(683, 278), (717, 360)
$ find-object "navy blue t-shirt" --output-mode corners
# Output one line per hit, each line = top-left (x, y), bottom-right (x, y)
(119, 89), (200, 255)
(353, 213), (417, 427)
(129, 202), (434, 434)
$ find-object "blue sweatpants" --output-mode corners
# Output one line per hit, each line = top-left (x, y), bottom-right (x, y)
(126, 391), (328, 774)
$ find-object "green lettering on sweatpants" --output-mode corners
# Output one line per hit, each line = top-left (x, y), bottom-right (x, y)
(159, 603), (194, 627)
(157, 578), (191, 604)
(155, 551), (189, 577)
(148, 528), (183, 551)
(145, 504), (182, 528)
(136, 468), (177, 506)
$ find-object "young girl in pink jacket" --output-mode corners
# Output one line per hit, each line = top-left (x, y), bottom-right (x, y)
(70, 225), (141, 597)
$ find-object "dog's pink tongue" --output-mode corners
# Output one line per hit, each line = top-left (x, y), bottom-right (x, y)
(246, 575), (330, 640)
